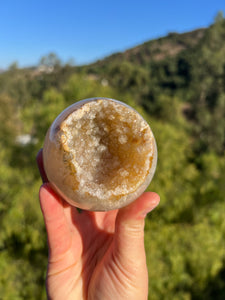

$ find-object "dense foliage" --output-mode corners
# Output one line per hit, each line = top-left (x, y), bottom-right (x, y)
(0, 15), (224, 299)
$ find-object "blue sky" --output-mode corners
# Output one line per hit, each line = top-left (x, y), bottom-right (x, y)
(0, 0), (224, 69)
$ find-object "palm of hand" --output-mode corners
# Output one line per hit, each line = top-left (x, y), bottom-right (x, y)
(37, 149), (159, 300)
(41, 187), (148, 300)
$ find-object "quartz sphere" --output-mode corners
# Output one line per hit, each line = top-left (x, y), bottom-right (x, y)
(43, 98), (157, 211)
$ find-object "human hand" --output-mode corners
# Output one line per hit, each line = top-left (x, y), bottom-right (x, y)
(37, 149), (160, 300)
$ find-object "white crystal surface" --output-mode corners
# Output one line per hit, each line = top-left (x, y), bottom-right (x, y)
(60, 100), (152, 197)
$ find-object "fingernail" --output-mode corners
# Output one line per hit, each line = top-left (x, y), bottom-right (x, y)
(140, 208), (155, 218)
(140, 199), (160, 218)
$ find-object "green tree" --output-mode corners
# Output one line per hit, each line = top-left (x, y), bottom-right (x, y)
(188, 16), (225, 155)
(39, 52), (61, 68)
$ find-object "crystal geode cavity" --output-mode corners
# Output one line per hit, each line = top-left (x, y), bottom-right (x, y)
(43, 98), (157, 211)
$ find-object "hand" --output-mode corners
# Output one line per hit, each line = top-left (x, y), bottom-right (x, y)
(37, 149), (160, 300)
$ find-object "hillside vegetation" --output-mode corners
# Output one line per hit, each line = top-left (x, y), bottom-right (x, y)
(0, 14), (224, 299)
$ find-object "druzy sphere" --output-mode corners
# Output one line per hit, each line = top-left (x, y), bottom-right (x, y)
(43, 98), (157, 211)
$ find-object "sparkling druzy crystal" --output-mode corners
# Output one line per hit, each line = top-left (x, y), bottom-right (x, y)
(43, 98), (157, 211)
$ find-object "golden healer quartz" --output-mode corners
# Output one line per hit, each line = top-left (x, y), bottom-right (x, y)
(43, 98), (157, 211)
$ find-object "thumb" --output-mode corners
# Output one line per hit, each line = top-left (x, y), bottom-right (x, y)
(114, 192), (160, 262)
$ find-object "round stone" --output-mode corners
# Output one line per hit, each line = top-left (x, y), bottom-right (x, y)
(43, 98), (157, 211)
